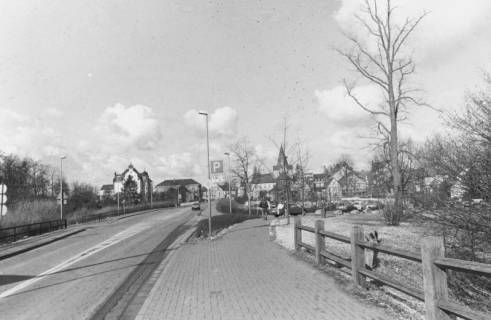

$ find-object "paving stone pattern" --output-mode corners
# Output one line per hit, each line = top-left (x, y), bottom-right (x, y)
(136, 218), (391, 320)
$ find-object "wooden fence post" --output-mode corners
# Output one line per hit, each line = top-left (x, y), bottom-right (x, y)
(421, 237), (452, 320)
(350, 225), (366, 288)
(315, 220), (325, 265)
(294, 216), (302, 250)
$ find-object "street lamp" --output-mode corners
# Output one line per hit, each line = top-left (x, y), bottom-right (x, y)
(224, 152), (232, 214)
(60, 155), (66, 221)
(198, 111), (212, 237)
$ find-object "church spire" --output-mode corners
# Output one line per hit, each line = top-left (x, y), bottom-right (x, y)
(277, 144), (288, 166)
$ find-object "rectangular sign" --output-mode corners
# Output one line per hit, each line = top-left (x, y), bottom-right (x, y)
(210, 160), (224, 174)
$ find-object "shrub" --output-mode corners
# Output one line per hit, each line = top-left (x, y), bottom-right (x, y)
(195, 213), (256, 238)
(427, 204), (491, 313)
(0, 199), (58, 227)
(215, 199), (249, 214)
(381, 201), (401, 225)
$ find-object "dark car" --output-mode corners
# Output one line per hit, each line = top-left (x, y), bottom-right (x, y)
(337, 202), (356, 213)
(324, 202), (337, 211)
(303, 201), (317, 213)
(288, 203), (303, 216)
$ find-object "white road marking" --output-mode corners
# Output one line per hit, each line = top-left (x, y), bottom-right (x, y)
(0, 208), (188, 299)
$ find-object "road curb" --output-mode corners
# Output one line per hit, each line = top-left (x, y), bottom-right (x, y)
(0, 228), (86, 261)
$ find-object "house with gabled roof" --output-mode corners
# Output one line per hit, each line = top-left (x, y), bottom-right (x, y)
(99, 164), (153, 203)
(155, 178), (201, 202)
(250, 172), (276, 199)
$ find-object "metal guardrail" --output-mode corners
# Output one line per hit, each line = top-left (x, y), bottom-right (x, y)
(0, 201), (177, 244)
(293, 217), (491, 320)
(0, 219), (67, 243)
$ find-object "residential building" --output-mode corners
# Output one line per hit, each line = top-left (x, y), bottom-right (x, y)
(100, 164), (153, 203)
(155, 179), (201, 202)
(250, 173), (276, 200)
(329, 162), (368, 197)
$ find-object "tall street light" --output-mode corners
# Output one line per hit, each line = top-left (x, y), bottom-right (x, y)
(224, 152), (232, 214)
(198, 111), (212, 237)
(60, 155), (66, 221)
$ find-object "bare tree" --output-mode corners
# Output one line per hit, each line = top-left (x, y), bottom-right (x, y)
(337, 0), (426, 225)
(229, 137), (257, 216)
(293, 144), (311, 211)
(448, 74), (491, 145)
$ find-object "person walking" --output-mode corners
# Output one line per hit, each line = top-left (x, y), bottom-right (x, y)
(259, 197), (268, 220)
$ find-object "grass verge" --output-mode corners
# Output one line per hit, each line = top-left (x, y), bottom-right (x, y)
(194, 214), (257, 238)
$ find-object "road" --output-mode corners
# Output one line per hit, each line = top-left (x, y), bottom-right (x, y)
(0, 206), (197, 320)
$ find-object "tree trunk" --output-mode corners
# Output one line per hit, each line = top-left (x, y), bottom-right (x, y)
(389, 99), (403, 225)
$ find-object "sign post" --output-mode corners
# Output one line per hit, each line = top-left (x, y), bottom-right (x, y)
(0, 184), (7, 217)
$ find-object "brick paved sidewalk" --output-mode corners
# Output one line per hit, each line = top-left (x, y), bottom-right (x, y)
(135, 218), (392, 320)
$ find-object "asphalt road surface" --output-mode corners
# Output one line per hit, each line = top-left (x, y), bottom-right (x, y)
(0, 206), (196, 320)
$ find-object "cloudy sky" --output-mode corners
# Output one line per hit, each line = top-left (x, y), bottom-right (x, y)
(0, 0), (490, 186)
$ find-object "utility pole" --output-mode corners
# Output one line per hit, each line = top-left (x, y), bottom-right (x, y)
(60, 155), (66, 221)
(224, 152), (232, 214)
(199, 111), (212, 237)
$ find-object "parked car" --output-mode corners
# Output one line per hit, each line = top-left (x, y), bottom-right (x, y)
(273, 202), (286, 217)
(325, 202), (337, 211)
(289, 203), (304, 215)
(191, 202), (201, 210)
(303, 201), (317, 213)
(337, 202), (356, 213)
(353, 201), (364, 211)
(366, 201), (383, 210)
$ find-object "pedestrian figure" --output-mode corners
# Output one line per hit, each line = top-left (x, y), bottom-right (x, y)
(259, 197), (269, 220)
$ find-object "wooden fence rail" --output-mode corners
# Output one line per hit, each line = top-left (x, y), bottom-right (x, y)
(293, 217), (490, 320)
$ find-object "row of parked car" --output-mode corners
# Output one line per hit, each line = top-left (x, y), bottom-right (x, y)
(270, 199), (385, 217)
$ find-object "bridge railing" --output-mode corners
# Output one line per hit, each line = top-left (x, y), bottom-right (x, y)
(0, 200), (177, 244)
(0, 219), (67, 243)
(293, 217), (491, 320)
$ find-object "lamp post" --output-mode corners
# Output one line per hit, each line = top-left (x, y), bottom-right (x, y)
(224, 152), (232, 214)
(60, 155), (66, 221)
(198, 111), (212, 237)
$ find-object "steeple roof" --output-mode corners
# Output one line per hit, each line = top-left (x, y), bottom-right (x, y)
(273, 144), (293, 172)
(277, 145), (287, 165)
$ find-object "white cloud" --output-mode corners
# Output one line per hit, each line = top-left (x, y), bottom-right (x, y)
(324, 0), (491, 165)
(46, 107), (63, 117)
(184, 106), (238, 138)
(334, 0), (491, 60)
(0, 108), (62, 159)
(315, 84), (382, 125)
(96, 103), (162, 151)
(157, 152), (202, 178)
(254, 144), (277, 171)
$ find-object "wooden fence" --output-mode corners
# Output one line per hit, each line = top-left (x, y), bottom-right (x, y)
(293, 217), (491, 320)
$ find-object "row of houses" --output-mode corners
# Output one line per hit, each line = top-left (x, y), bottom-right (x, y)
(98, 164), (233, 204)
(99, 151), (463, 205)
(249, 150), (369, 202)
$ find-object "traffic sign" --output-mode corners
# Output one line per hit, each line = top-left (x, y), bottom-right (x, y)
(57, 191), (67, 205)
(210, 160), (224, 174)
(0, 184), (7, 216)
(204, 179), (213, 189)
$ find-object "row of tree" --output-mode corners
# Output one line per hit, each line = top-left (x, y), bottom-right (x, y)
(0, 154), (99, 216)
